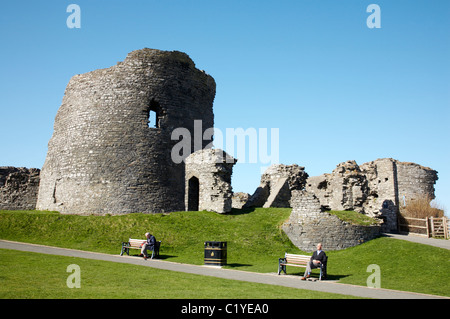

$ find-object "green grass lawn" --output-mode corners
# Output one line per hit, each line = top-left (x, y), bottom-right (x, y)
(0, 208), (297, 271)
(0, 209), (449, 297)
(0, 249), (356, 299)
(329, 210), (380, 226)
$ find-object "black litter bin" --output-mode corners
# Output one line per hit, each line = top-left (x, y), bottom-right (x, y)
(204, 241), (227, 266)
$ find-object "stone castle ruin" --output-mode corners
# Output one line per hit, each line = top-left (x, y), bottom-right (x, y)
(0, 48), (440, 250)
(36, 49), (215, 215)
(305, 158), (438, 232)
(243, 164), (309, 209)
(282, 190), (382, 251)
(281, 159), (437, 250)
(237, 159), (437, 250)
(185, 149), (237, 214)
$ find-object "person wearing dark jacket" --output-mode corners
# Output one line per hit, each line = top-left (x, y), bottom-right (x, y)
(301, 243), (327, 280)
(140, 232), (156, 259)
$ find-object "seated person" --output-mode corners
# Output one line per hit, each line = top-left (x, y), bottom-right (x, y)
(140, 232), (156, 259)
(301, 243), (327, 280)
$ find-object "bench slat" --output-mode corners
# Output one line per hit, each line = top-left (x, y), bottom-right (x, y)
(286, 257), (309, 261)
(284, 253), (310, 266)
(279, 263), (307, 268)
(126, 239), (145, 249)
(128, 239), (145, 247)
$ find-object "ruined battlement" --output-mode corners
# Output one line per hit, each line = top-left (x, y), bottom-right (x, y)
(306, 158), (438, 232)
(244, 164), (309, 208)
(36, 48), (216, 215)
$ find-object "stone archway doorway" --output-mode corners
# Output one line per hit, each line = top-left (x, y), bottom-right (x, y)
(187, 176), (199, 211)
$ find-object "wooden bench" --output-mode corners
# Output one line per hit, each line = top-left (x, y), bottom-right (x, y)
(278, 253), (326, 280)
(120, 238), (161, 259)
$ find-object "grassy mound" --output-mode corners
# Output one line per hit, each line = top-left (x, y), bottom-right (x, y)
(1, 209), (449, 297)
(0, 208), (297, 272)
(328, 210), (380, 226)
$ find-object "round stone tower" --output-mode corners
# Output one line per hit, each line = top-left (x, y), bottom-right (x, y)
(36, 48), (215, 214)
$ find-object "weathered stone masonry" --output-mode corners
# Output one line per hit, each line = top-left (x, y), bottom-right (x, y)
(282, 190), (381, 251)
(244, 159), (437, 251)
(36, 48), (216, 215)
(306, 158), (438, 232)
(0, 167), (40, 210)
(244, 164), (309, 209)
(185, 149), (237, 214)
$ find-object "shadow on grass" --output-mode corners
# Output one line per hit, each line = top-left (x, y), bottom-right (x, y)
(226, 207), (256, 216)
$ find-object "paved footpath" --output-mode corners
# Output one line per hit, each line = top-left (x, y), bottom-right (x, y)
(1, 239), (448, 299)
(382, 233), (450, 250)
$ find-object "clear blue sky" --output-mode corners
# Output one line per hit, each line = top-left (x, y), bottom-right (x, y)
(1, 1), (449, 214)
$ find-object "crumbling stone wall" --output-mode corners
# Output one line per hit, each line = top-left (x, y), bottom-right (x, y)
(232, 192), (250, 209)
(306, 161), (368, 213)
(283, 190), (381, 251)
(395, 161), (439, 202)
(36, 48), (216, 215)
(306, 158), (438, 232)
(185, 149), (236, 214)
(0, 167), (40, 210)
(244, 164), (309, 208)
